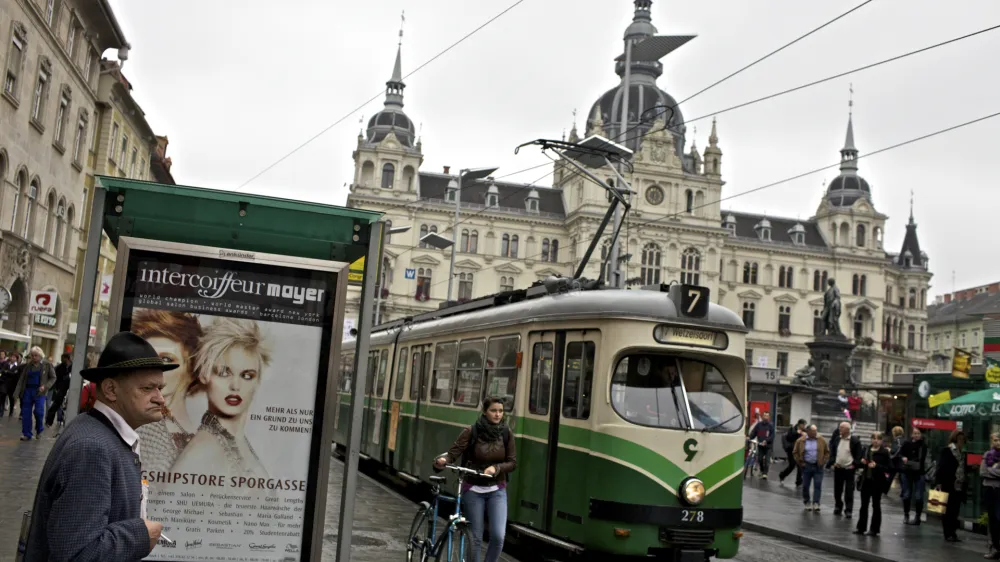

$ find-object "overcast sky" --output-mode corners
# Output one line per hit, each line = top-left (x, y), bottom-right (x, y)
(105, 0), (999, 298)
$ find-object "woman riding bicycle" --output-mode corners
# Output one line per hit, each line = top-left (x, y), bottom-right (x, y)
(434, 396), (517, 562)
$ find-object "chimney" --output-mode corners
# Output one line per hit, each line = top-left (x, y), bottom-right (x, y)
(443, 166), (450, 174)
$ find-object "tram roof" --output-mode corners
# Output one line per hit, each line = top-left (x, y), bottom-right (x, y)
(343, 286), (747, 349)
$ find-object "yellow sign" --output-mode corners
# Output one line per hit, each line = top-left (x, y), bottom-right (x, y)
(986, 360), (1000, 384)
(348, 256), (365, 285)
(953, 348), (972, 379)
(387, 402), (400, 452)
(928, 390), (952, 408)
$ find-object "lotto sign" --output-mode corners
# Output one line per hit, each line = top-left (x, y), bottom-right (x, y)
(28, 290), (58, 315)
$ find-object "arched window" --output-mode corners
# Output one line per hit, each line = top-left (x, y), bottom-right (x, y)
(23, 179), (38, 239)
(821, 270), (829, 289)
(778, 266), (793, 288)
(458, 273), (474, 301)
(814, 310), (823, 336)
(742, 302), (755, 329)
(541, 238), (550, 262)
(62, 206), (74, 260)
(416, 268), (432, 301)
(54, 198), (65, 258)
(550, 239), (559, 262)
(44, 190), (56, 252)
(908, 288), (917, 309)
(885, 318), (892, 344)
(641, 243), (662, 285)
(778, 305), (791, 332)
(461, 229), (470, 253)
(510, 235), (519, 258)
(381, 163), (395, 188)
(500, 276), (513, 292)
(681, 248), (701, 285)
(919, 326), (925, 350)
(854, 309), (868, 340)
(743, 262), (758, 285)
(920, 289), (926, 309)
(813, 270), (821, 291)
(418, 224), (429, 248)
(501, 234), (510, 257)
(859, 275), (867, 296)
(685, 189), (693, 213)
(469, 230), (478, 253)
(856, 224), (866, 247)
(852, 274), (860, 296)
(907, 325), (915, 350)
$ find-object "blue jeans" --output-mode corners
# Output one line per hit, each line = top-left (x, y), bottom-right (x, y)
(462, 488), (507, 562)
(801, 463), (824, 505)
(900, 472), (925, 514)
(21, 388), (45, 438)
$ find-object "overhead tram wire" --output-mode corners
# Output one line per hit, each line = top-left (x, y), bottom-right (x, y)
(289, 1), (878, 230)
(419, 109), (1000, 294)
(235, 0), (529, 190)
(373, 19), (1000, 252)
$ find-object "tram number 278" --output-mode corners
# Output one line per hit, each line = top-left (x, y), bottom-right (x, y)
(679, 509), (705, 523)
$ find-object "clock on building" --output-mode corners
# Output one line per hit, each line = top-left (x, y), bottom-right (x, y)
(0, 286), (11, 313)
(645, 185), (664, 205)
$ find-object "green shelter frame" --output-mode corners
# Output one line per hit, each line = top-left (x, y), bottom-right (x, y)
(64, 176), (383, 562)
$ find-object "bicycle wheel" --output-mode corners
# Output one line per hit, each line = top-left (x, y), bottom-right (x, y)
(743, 454), (754, 480)
(435, 523), (476, 562)
(406, 506), (433, 562)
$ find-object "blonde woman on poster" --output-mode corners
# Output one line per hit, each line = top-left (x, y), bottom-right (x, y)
(171, 316), (271, 479)
(134, 310), (204, 474)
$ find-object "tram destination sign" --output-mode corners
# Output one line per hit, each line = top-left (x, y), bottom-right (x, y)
(653, 325), (728, 350)
(108, 237), (345, 562)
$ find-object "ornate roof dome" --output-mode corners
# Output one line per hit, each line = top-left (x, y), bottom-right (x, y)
(825, 113), (872, 207)
(366, 45), (417, 148)
(585, 1), (692, 168)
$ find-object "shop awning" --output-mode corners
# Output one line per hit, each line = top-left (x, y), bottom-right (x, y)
(935, 387), (1000, 418)
(0, 328), (31, 343)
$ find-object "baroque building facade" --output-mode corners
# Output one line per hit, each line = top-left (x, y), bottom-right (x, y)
(344, 0), (932, 383)
(0, 0), (129, 358)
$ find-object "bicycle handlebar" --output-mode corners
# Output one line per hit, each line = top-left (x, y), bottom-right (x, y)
(444, 464), (494, 478)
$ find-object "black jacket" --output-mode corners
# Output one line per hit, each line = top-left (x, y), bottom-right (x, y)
(54, 362), (72, 392)
(783, 425), (802, 450)
(899, 439), (928, 474)
(935, 446), (966, 495)
(827, 433), (863, 469)
(857, 445), (892, 490)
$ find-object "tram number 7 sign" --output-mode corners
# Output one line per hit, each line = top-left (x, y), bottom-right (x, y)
(680, 285), (710, 318)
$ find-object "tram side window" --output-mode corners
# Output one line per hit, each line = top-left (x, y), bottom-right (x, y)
(454, 339), (486, 407)
(340, 353), (355, 392)
(562, 341), (595, 420)
(529, 342), (553, 415)
(484, 335), (520, 410)
(376, 349), (389, 397)
(394, 347), (409, 400)
(365, 352), (377, 396)
(409, 351), (422, 400)
(431, 342), (458, 404)
(423, 351), (433, 400)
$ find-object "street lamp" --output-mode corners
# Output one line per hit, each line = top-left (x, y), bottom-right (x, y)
(374, 224), (411, 325)
(435, 167), (497, 303)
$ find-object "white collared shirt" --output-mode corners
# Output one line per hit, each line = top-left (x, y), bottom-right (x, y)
(93, 400), (141, 457)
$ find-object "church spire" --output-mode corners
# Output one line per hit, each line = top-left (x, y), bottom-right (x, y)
(839, 84), (858, 175)
(384, 12), (406, 109)
(709, 116), (719, 147)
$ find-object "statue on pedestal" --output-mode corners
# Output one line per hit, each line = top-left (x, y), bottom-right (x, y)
(821, 278), (843, 337)
(793, 359), (818, 387)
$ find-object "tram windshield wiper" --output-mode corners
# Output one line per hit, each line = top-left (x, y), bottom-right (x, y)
(701, 413), (742, 433)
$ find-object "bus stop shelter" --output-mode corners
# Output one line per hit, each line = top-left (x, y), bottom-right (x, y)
(65, 176), (384, 562)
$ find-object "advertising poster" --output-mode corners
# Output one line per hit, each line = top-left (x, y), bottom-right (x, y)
(114, 241), (341, 562)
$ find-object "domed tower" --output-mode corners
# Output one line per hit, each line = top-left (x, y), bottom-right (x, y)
(585, 0), (694, 170)
(352, 30), (424, 193)
(824, 113), (872, 207)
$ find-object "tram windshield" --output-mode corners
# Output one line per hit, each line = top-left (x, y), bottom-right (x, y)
(611, 354), (744, 433)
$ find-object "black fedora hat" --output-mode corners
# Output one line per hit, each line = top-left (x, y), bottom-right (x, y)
(80, 331), (178, 380)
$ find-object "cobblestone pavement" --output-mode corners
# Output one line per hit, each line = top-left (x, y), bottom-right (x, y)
(745, 460), (989, 562)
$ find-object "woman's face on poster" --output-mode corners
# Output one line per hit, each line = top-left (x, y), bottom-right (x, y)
(146, 336), (190, 398)
(206, 345), (261, 418)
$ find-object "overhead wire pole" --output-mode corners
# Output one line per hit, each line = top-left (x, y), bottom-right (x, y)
(608, 40), (632, 289)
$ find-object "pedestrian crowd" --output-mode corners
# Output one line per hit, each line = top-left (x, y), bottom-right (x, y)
(747, 413), (1000, 559)
(0, 348), (75, 440)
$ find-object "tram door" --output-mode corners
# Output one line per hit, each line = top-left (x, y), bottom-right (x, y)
(548, 330), (599, 541)
(518, 331), (558, 530)
(407, 345), (433, 477)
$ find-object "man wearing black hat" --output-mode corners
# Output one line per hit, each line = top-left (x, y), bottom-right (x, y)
(24, 332), (174, 562)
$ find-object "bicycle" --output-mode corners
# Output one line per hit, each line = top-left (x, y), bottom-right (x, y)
(743, 438), (759, 480)
(406, 464), (492, 561)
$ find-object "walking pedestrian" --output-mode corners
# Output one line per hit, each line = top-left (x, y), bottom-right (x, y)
(22, 331), (173, 561)
(979, 433), (1000, 559)
(887, 426), (905, 493)
(900, 427), (929, 525)
(751, 412), (775, 479)
(0, 350), (11, 416)
(780, 419), (807, 486)
(793, 424), (830, 511)
(13, 347), (56, 441)
(855, 431), (890, 536)
(45, 353), (72, 427)
(434, 396), (517, 562)
(828, 421), (863, 518)
(935, 429), (968, 543)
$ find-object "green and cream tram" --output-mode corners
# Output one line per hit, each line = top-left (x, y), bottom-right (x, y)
(334, 281), (748, 561)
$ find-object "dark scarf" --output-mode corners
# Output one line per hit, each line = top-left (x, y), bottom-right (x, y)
(475, 414), (506, 442)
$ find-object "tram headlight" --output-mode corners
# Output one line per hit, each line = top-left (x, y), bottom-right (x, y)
(680, 477), (705, 506)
